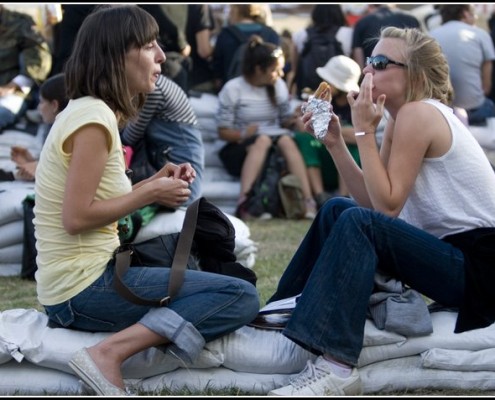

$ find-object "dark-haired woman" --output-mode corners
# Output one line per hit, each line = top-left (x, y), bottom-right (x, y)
(216, 35), (317, 220)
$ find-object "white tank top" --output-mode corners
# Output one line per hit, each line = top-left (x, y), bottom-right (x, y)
(398, 99), (495, 238)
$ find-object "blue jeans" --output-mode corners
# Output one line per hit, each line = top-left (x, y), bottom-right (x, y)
(268, 197), (465, 366)
(145, 119), (204, 206)
(467, 97), (495, 126)
(44, 263), (259, 364)
(0, 105), (19, 131)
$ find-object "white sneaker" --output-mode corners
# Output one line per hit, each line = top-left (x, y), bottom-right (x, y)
(258, 212), (273, 221)
(268, 356), (362, 396)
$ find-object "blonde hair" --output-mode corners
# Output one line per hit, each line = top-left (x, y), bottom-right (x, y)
(380, 26), (452, 105)
(230, 4), (271, 25)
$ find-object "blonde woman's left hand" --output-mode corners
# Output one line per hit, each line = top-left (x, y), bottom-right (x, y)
(347, 73), (385, 134)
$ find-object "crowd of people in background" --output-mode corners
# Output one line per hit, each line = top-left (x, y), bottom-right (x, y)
(1, 3), (495, 216)
(2, 4), (495, 397)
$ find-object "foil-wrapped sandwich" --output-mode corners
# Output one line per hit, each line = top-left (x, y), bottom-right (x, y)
(301, 82), (332, 140)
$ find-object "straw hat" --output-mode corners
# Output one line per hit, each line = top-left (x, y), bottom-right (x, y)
(316, 55), (361, 93)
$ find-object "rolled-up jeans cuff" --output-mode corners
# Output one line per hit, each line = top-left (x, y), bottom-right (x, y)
(139, 307), (205, 364)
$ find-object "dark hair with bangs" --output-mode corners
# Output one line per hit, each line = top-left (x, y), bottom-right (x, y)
(64, 5), (159, 124)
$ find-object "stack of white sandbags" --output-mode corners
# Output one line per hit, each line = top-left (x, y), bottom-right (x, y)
(3, 308), (495, 395)
(0, 130), (41, 277)
(189, 93), (240, 216)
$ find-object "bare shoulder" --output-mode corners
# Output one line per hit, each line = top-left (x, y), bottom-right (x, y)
(396, 101), (451, 157)
(396, 101), (447, 131)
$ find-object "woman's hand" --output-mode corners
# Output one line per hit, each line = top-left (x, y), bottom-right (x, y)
(16, 161), (37, 181)
(301, 106), (342, 148)
(11, 146), (35, 164)
(244, 123), (259, 139)
(147, 175), (192, 208)
(156, 162), (196, 185)
(347, 73), (385, 134)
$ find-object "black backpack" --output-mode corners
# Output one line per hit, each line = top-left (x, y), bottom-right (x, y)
(224, 25), (277, 82)
(244, 145), (286, 218)
(295, 26), (343, 98)
(224, 25), (249, 82)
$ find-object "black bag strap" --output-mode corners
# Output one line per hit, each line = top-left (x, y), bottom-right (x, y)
(113, 197), (202, 307)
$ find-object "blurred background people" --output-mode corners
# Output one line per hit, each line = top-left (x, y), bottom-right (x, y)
(212, 4), (280, 93)
(0, 73), (67, 181)
(351, 4), (421, 69)
(290, 4), (351, 99)
(430, 4), (495, 126)
(0, 5), (52, 133)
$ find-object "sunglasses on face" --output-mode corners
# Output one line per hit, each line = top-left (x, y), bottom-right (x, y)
(366, 55), (407, 70)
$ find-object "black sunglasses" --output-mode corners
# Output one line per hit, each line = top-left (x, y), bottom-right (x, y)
(366, 55), (407, 70)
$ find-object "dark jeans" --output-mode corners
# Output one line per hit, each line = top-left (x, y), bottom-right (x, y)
(467, 97), (495, 126)
(269, 197), (465, 365)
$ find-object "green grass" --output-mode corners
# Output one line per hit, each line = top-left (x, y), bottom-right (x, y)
(0, 218), (493, 396)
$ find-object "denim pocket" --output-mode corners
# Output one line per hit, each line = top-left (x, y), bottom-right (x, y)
(44, 301), (75, 328)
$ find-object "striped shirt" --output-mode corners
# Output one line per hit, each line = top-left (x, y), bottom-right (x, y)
(216, 76), (292, 134)
(121, 74), (198, 146)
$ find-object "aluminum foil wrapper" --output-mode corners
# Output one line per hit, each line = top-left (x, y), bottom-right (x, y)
(301, 96), (332, 140)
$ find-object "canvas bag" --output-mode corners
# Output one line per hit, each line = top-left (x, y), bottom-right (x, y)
(278, 174), (305, 220)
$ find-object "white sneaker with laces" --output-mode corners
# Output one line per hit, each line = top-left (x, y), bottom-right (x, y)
(268, 356), (362, 396)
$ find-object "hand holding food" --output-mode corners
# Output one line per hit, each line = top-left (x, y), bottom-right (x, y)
(301, 81), (333, 140)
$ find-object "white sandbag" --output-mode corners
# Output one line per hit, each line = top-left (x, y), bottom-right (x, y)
(0, 182), (34, 225)
(137, 366), (292, 395)
(207, 321), (407, 376)
(133, 209), (186, 243)
(470, 118), (495, 151)
(421, 347), (495, 371)
(226, 214), (250, 239)
(203, 140), (225, 168)
(360, 355), (495, 394)
(0, 339), (13, 365)
(205, 325), (316, 374)
(133, 207), (256, 268)
(0, 130), (41, 153)
(358, 311), (495, 367)
(0, 219), (23, 248)
(0, 243), (22, 264)
(0, 308), (223, 379)
(189, 93), (218, 118)
(0, 263), (21, 277)
(196, 116), (219, 142)
(0, 360), (83, 396)
(202, 166), (238, 183)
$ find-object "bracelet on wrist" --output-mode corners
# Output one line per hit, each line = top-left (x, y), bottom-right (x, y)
(355, 131), (366, 136)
